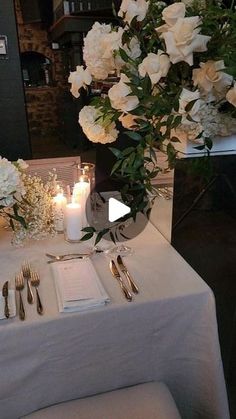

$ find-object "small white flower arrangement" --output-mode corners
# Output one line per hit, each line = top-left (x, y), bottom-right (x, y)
(68, 0), (236, 243)
(12, 171), (57, 245)
(0, 157), (27, 229)
(0, 156), (57, 244)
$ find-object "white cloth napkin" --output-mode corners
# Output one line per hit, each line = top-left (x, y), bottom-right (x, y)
(0, 290), (16, 319)
(52, 258), (110, 313)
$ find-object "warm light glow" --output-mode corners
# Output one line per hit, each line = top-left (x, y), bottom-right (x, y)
(53, 192), (66, 203)
(67, 202), (81, 209)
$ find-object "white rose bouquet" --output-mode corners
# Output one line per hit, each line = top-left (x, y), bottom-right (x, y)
(68, 0), (236, 243)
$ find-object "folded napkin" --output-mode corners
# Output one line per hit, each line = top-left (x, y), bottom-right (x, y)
(51, 258), (110, 313)
(0, 290), (16, 320)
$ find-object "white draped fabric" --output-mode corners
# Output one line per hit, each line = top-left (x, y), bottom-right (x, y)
(0, 221), (229, 419)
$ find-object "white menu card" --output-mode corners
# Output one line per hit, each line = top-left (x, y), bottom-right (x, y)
(52, 258), (110, 312)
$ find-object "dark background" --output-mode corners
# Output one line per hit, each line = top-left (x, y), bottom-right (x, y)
(0, 0), (31, 160)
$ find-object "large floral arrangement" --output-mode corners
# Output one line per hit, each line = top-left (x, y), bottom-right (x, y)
(69, 0), (236, 242)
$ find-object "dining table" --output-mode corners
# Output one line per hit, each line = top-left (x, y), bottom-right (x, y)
(0, 217), (230, 419)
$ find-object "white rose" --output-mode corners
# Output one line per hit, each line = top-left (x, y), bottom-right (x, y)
(118, 0), (149, 24)
(68, 66), (92, 98)
(138, 50), (170, 84)
(102, 27), (124, 59)
(179, 88), (202, 124)
(79, 106), (118, 144)
(162, 2), (185, 26)
(161, 16), (211, 65)
(108, 74), (139, 112)
(193, 60), (233, 99)
(226, 83), (236, 107)
(83, 23), (123, 80)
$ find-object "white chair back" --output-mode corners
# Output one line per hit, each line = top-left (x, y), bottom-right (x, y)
(26, 156), (81, 187)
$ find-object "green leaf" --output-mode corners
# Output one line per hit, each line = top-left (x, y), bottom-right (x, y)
(110, 231), (116, 244)
(173, 99), (179, 112)
(124, 131), (142, 141)
(109, 147), (122, 158)
(111, 159), (123, 175)
(142, 75), (152, 94)
(129, 107), (146, 116)
(80, 232), (94, 241)
(149, 170), (159, 178)
(186, 114), (197, 123)
(185, 99), (197, 113)
(166, 114), (174, 126)
(81, 226), (96, 233)
(205, 137), (213, 150)
(95, 228), (110, 245)
(119, 47), (129, 63)
(122, 146), (135, 156)
(172, 115), (182, 128)
(194, 145), (205, 150)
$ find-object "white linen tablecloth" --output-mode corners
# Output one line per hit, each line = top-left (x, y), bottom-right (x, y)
(0, 221), (229, 419)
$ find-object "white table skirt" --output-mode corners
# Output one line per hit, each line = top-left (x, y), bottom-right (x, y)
(0, 221), (229, 419)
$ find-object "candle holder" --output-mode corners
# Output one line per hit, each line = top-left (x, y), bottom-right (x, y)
(73, 163), (95, 228)
(52, 183), (67, 233)
(78, 163), (96, 216)
(77, 163), (95, 191)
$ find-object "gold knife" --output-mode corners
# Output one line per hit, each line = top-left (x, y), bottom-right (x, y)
(2, 281), (10, 319)
(117, 255), (139, 294)
(109, 260), (132, 302)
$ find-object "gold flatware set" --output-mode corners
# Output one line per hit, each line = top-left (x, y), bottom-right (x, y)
(2, 281), (10, 319)
(2, 261), (43, 321)
(46, 249), (103, 263)
(15, 273), (26, 321)
(110, 256), (139, 302)
(15, 262), (43, 320)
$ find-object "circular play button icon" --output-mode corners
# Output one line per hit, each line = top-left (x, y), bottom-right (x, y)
(85, 188), (150, 242)
(108, 197), (131, 222)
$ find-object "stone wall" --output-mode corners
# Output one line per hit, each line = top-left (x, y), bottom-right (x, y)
(15, 0), (67, 136)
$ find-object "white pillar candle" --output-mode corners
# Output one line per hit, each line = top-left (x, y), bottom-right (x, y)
(72, 180), (90, 228)
(64, 202), (82, 242)
(53, 193), (67, 232)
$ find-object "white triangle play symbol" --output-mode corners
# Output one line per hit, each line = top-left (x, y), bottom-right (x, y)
(108, 197), (131, 222)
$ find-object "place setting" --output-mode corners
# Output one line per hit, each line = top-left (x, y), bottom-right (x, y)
(0, 261), (43, 321)
(46, 246), (140, 311)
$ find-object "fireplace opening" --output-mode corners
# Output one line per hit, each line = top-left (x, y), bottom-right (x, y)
(21, 51), (52, 87)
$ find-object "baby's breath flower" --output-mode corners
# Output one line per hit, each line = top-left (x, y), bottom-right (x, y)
(12, 172), (57, 245)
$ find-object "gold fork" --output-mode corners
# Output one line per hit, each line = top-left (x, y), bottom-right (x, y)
(15, 273), (25, 321)
(22, 262), (34, 304)
(30, 271), (43, 315)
